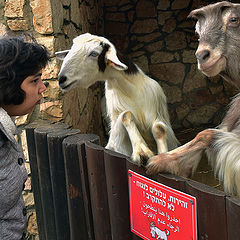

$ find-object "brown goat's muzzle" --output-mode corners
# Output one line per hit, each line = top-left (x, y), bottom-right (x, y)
(196, 44), (226, 77)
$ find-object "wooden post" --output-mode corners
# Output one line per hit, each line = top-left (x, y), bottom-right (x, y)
(62, 134), (99, 240)
(226, 196), (240, 239)
(47, 128), (80, 240)
(104, 149), (131, 240)
(34, 122), (68, 240)
(85, 141), (112, 240)
(186, 180), (227, 239)
(25, 120), (52, 240)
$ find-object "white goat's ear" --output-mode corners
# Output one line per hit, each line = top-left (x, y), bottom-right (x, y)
(55, 50), (70, 60)
(105, 47), (128, 71)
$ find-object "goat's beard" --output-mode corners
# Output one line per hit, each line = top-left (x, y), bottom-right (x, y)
(220, 71), (240, 90)
(221, 41), (240, 90)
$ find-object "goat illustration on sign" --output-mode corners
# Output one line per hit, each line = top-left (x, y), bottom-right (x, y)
(150, 222), (169, 240)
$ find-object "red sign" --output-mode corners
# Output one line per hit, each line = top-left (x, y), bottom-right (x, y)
(128, 170), (197, 240)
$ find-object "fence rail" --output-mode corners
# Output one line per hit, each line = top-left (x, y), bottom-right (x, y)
(25, 121), (240, 240)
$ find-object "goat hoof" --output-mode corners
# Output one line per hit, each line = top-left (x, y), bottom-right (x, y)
(132, 148), (154, 166)
(139, 154), (149, 166)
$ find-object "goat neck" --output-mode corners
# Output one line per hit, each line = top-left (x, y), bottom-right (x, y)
(104, 66), (145, 95)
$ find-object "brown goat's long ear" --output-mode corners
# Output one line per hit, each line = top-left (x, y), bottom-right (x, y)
(188, 7), (206, 19)
(188, 9), (200, 19)
(188, 1), (233, 19)
(55, 50), (70, 60)
(234, 3), (240, 9)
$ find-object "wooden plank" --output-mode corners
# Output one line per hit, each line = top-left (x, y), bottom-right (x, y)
(186, 179), (227, 240)
(126, 161), (151, 240)
(34, 123), (69, 240)
(62, 134), (99, 240)
(226, 196), (240, 240)
(104, 149), (131, 240)
(126, 158), (186, 192)
(155, 173), (186, 192)
(126, 159), (147, 177)
(85, 142), (111, 240)
(25, 120), (52, 240)
(76, 135), (100, 240)
(47, 128), (80, 240)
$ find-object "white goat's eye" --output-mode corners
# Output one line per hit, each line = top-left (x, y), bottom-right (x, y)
(89, 51), (99, 57)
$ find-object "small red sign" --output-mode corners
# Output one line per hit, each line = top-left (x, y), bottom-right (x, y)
(128, 170), (197, 240)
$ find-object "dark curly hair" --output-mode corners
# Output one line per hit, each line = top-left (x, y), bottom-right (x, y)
(0, 35), (50, 105)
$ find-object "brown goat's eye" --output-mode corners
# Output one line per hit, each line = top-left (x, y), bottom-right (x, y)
(230, 17), (238, 23)
(228, 16), (239, 27)
(194, 31), (200, 41)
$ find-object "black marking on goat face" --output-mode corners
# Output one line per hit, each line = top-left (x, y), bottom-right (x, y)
(98, 43), (110, 72)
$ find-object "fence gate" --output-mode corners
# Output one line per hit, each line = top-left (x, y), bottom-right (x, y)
(25, 121), (240, 240)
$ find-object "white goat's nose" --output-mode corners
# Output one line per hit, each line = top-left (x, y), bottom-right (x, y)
(59, 75), (67, 84)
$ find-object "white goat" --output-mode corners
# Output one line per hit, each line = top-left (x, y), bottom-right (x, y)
(56, 33), (179, 164)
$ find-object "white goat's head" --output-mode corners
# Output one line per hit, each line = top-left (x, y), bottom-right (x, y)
(55, 33), (129, 91)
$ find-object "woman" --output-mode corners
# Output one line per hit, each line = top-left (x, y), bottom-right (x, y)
(0, 35), (50, 240)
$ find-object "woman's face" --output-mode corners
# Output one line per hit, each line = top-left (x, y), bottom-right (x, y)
(2, 70), (46, 116)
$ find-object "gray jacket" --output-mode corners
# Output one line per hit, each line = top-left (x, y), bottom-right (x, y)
(0, 108), (28, 240)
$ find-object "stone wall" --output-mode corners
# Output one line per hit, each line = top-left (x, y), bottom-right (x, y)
(53, 0), (106, 142)
(102, 0), (239, 130)
(1, 0), (106, 139)
(2, 0), (238, 138)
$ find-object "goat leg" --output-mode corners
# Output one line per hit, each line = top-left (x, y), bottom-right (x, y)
(146, 129), (217, 177)
(152, 121), (168, 154)
(106, 112), (132, 155)
(121, 111), (154, 165)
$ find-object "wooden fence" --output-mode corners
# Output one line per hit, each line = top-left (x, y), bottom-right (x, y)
(25, 121), (240, 240)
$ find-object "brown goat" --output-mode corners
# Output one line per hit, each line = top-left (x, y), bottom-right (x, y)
(147, 1), (240, 197)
